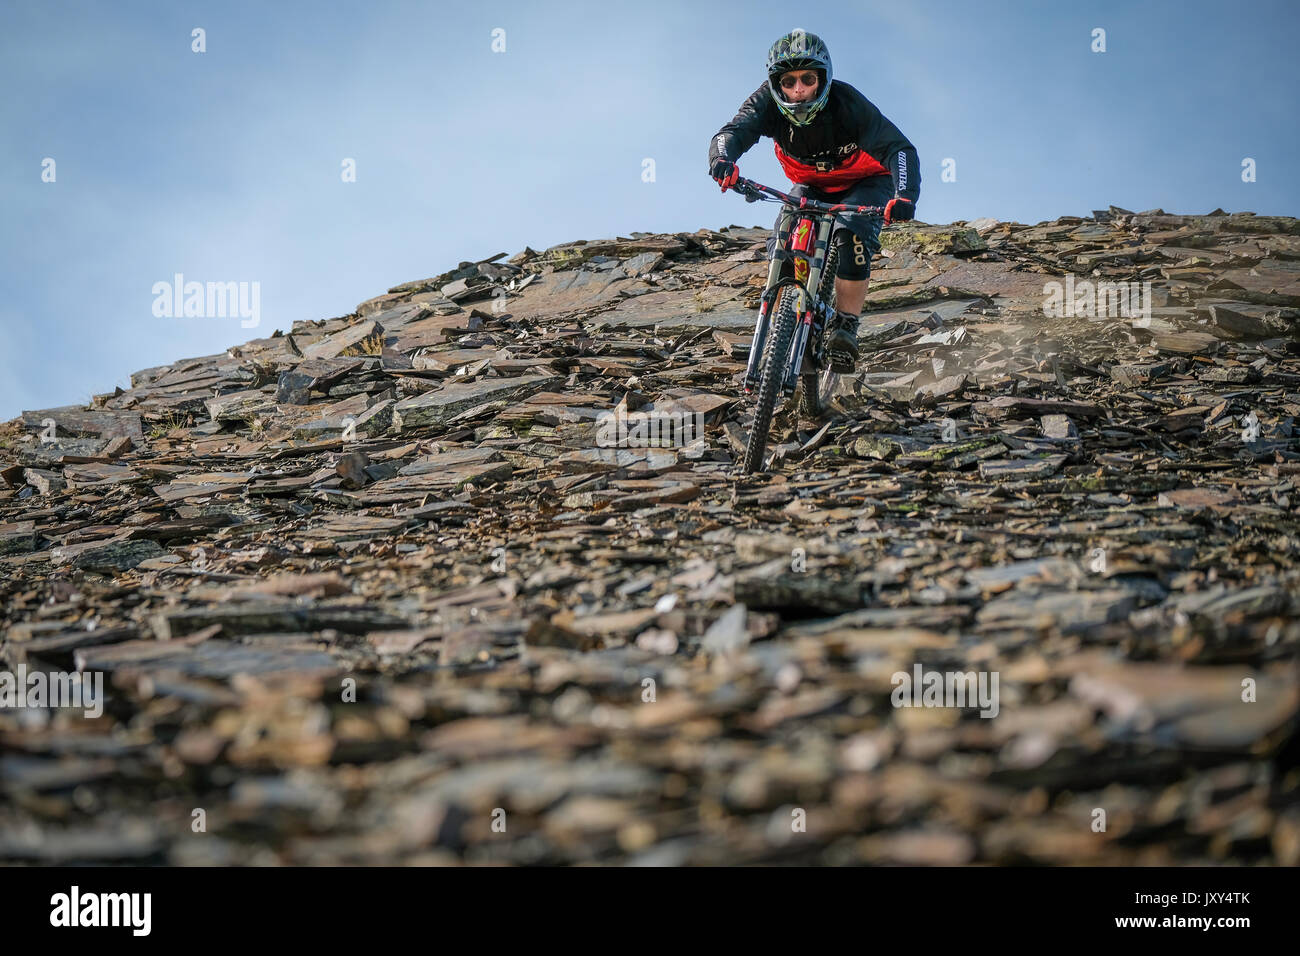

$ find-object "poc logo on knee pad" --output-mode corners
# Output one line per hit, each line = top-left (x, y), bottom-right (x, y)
(832, 231), (871, 280)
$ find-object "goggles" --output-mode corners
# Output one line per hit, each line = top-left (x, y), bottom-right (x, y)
(779, 72), (819, 90)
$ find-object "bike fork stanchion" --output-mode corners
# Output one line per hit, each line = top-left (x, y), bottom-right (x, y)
(745, 207), (797, 391)
(805, 217), (833, 302)
(784, 291), (811, 395)
(809, 217), (835, 368)
(743, 299), (767, 392)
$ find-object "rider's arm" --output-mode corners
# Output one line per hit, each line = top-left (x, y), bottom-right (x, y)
(708, 83), (774, 169)
(847, 87), (921, 205)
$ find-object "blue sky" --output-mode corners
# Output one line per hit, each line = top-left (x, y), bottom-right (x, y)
(3, 0), (1298, 421)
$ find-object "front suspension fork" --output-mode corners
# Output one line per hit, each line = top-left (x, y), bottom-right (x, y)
(744, 211), (833, 394)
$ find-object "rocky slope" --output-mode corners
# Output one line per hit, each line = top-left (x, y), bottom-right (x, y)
(2, 206), (1299, 864)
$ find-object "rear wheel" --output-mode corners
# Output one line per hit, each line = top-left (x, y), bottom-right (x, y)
(799, 241), (841, 419)
(741, 286), (798, 474)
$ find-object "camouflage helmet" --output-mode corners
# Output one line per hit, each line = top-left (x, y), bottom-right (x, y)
(766, 30), (832, 126)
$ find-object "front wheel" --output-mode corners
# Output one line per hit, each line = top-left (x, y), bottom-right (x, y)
(741, 286), (798, 474)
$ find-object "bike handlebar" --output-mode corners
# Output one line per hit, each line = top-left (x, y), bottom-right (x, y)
(728, 176), (886, 220)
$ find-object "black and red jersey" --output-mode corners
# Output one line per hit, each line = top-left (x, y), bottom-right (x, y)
(709, 79), (920, 200)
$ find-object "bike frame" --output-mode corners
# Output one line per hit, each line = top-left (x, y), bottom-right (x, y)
(734, 179), (885, 397)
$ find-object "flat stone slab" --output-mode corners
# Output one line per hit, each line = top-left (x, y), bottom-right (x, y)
(393, 374), (562, 430)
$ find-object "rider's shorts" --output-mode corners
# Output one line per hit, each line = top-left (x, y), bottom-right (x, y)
(764, 174), (894, 282)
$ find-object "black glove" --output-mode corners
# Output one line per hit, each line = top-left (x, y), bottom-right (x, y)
(884, 198), (914, 224)
(711, 159), (739, 189)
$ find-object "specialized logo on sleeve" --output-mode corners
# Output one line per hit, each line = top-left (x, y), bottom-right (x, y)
(897, 151), (907, 190)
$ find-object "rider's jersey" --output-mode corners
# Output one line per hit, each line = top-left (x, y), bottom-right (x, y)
(709, 79), (920, 201)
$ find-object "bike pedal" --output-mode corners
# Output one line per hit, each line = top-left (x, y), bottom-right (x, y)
(828, 348), (856, 373)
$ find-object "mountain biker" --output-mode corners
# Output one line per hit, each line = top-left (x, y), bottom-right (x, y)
(708, 30), (921, 372)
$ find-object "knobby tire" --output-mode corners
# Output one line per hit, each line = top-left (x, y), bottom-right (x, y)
(741, 287), (798, 474)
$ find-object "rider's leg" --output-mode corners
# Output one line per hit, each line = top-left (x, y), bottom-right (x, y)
(834, 276), (869, 315)
(825, 176), (892, 371)
(827, 229), (871, 372)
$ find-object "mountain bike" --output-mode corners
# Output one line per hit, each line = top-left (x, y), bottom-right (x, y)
(728, 177), (886, 473)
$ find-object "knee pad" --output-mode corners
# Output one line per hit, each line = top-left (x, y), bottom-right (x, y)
(835, 230), (871, 280)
